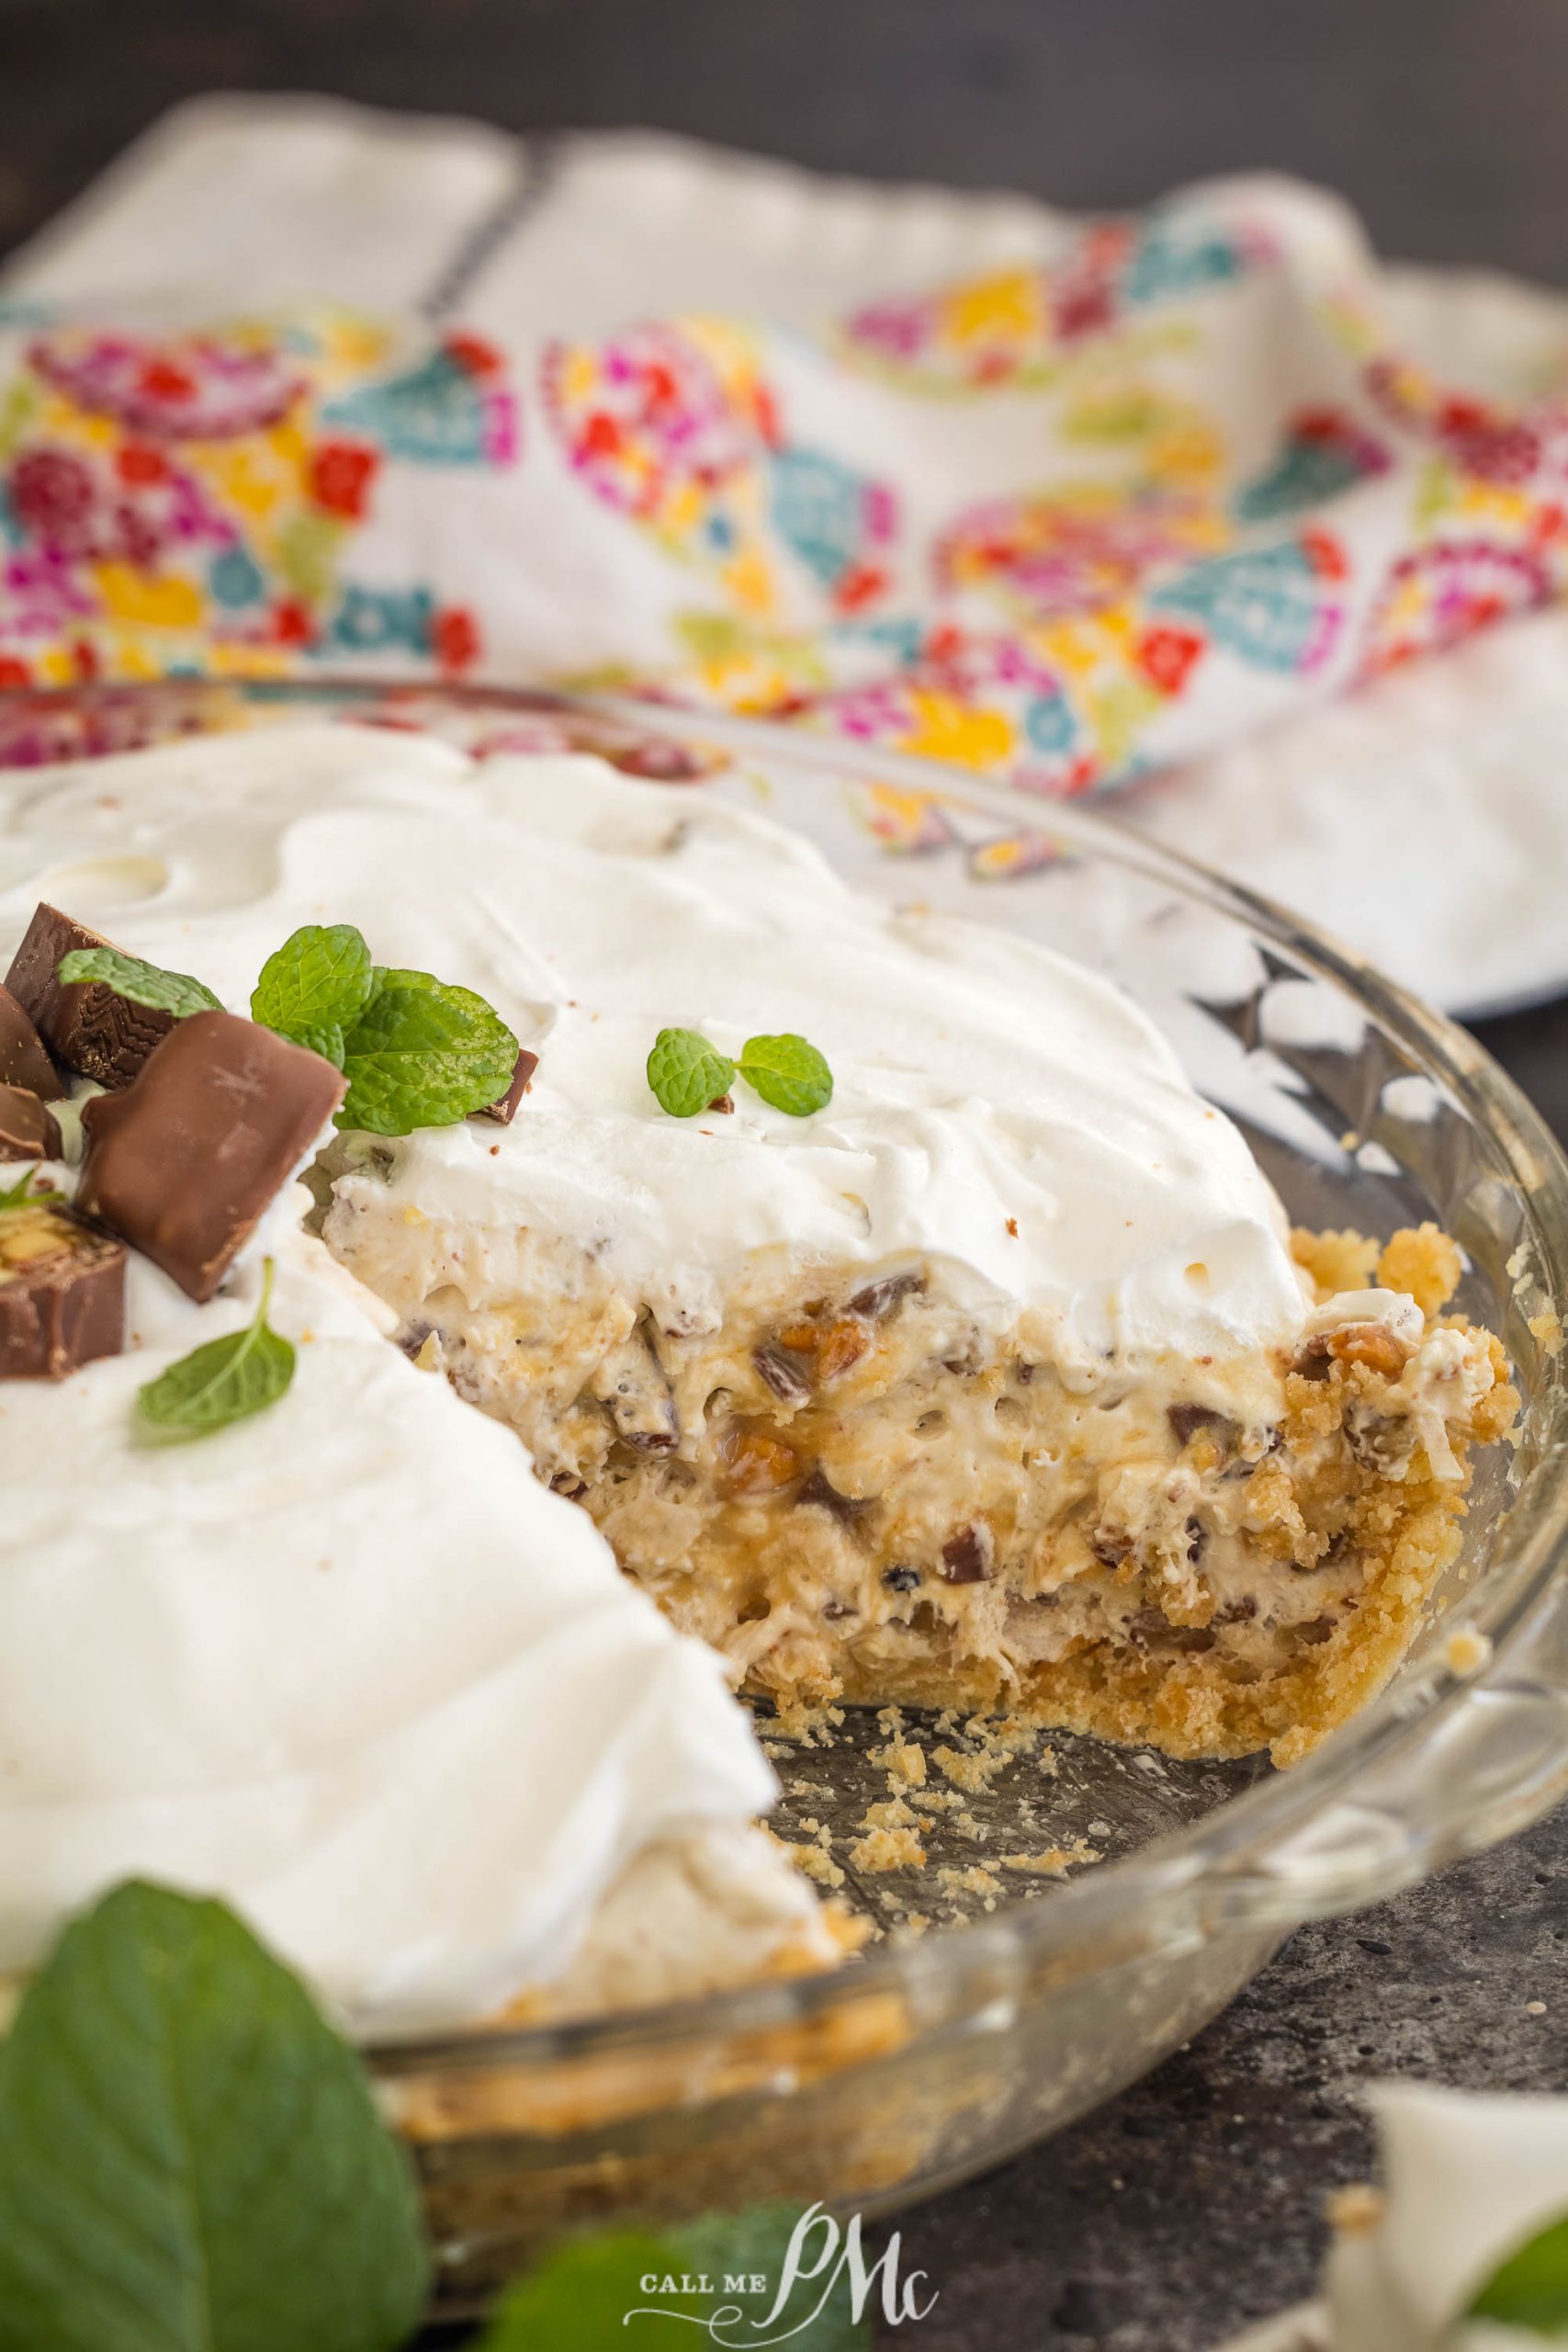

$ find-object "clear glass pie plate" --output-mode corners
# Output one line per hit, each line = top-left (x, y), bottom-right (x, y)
(5, 675), (1567, 2315)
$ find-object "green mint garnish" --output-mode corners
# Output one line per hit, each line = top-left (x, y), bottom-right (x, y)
(0, 1880), (429, 2352)
(736, 1033), (834, 1117)
(1469, 2207), (1568, 2332)
(336, 967), (519, 1135)
(479, 2204), (871, 2349)
(251, 923), (377, 1050)
(56, 944), (221, 1019)
(647, 1027), (738, 1118)
(252, 925), (522, 1134)
(0, 1168), (45, 1214)
(137, 1256), (295, 1441)
(647, 1028), (833, 1119)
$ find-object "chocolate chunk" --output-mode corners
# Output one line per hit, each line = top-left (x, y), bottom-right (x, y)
(472, 1046), (539, 1126)
(1127, 1606), (1215, 1655)
(707, 1092), (735, 1114)
(940, 1523), (994, 1584)
(1346, 1407), (1411, 1472)
(1185, 1516), (1209, 1566)
(5, 903), (175, 1090)
(1090, 1529), (1134, 1570)
(753, 1340), (812, 1405)
(1294, 1614), (1337, 1646)
(1212, 1595), (1258, 1626)
(1292, 1335), (1335, 1381)
(1168, 1403), (1241, 1453)
(0, 1196), (125, 1378)
(0, 1086), (62, 1162)
(883, 1565), (921, 1593)
(846, 1270), (924, 1320)
(0, 984), (62, 1100)
(798, 1464), (873, 1526)
(77, 1012), (344, 1303)
(593, 1325), (679, 1450)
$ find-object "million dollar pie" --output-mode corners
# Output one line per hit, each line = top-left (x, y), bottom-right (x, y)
(0, 724), (1515, 2037)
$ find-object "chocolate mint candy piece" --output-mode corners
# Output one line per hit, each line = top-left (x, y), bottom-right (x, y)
(0, 1196), (126, 1378)
(0, 1086), (62, 1163)
(0, 983), (63, 1100)
(78, 1012), (345, 1303)
(472, 1046), (539, 1125)
(5, 903), (174, 1091)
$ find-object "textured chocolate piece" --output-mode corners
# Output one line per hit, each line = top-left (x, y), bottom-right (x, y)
(473, 1046), (539, 1125)
(78, 1011), (345, 1303)
(0, 1196), (126, 1379)
(0, 1086), (62, 1162)
(0, 983), (63, 1100)
(5, 901), (175, 1090)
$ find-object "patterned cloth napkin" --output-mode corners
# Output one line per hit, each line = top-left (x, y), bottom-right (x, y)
(6, 100), (1568, 1009)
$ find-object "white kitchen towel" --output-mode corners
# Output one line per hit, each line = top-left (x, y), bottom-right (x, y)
(6, 94), (1568, 1015)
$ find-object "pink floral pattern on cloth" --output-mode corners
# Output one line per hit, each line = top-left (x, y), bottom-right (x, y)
(6, 179), (1568, 798)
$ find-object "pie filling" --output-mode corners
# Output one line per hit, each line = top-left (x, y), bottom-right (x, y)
(324, 1181), (1515, 1770)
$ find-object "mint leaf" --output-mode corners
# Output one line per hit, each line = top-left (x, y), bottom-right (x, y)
(479, 2231), (705, 2349)
(737, 1033), (834, 1117)
(0, 1168), (45, 1213)
(337, 967), (520, 1136)
(647, 1027), (737, 1118)
(56, 945), (221, 1019)
(1469, 2209), (1568, 2333)
(0, 1880), (429, 2352)
(252, 924), (375, 1047)
(674, 2205), (871, 2348)
(292, 1022), (346, 1070)
(479, 2205), (873, 2350)
(137, 1257), (295, 1441)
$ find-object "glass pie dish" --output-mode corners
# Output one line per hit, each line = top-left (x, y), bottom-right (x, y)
(4, 675), (1566, 2316)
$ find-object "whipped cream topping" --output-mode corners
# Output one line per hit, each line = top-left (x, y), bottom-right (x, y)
(0, 1212), (784, 2037)
(2, 723), (1309, 1369)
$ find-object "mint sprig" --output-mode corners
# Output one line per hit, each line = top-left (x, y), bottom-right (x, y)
(137, 1256), (295, 1441)
(56, 944), (221, 1019)
(0, 1881), (429, 2352)
(252, 924), (376, 1056)
(249, 922), (521, 1134)
(647, 1028), (833, 1120)
(1469, 2207), (1568, 2332)
(0, 1168), (46, 1213)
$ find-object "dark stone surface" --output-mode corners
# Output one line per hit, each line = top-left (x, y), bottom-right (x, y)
(6, 7), (1568, 2344)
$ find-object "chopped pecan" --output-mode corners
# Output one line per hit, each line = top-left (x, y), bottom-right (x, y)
(940, 1524), (994, 1584)
(846, 1269), (924, 1319)
(1168, 1403), (1241, 1453)
(798, 1464), (873, 1526)
(593, 1326), (679, 1450)
(1345, 1407), (1411, 1472)
(1127, 1607), (1215, 1654)
(1294, 1319), (1415, 1384)
(719, 1422), (802, 1496)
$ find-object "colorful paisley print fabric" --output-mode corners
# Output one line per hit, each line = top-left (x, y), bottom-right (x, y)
(5, 178), (1568, 798)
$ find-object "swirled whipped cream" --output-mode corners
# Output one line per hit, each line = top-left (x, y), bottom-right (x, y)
(0, 1214), (799, 2036)
(3, 721), (1308, 1367)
